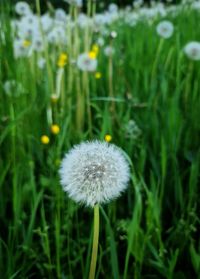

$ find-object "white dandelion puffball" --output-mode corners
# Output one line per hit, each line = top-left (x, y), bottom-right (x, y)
(63, 0), (83, 7)
(77, 53), (97, 72)
(59, 141), (130, 207)
(15, 2), (32, 16)
(156, 20), (174, 39)
(184, 42), (200, 61)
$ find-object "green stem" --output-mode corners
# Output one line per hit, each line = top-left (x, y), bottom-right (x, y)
(151, 38), (164, 82)
(89, 204), (99, 279)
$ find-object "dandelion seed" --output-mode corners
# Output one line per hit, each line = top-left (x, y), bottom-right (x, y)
(59, 141), (130, 207)
(41, 135), (50, 145)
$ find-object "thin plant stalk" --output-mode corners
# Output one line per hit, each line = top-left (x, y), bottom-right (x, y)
(89, 204), (99, 279)
(151, 38), (164, 82)
(108, 49), (115, 114)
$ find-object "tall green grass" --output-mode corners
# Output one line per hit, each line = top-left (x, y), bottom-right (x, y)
(0, 2), (200, 279)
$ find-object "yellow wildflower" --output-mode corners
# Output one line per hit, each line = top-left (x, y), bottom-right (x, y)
(104, 134), (112, 142)
(57, 53), (68, 67)
(92, 44), (99, 55)
(88, 51), (97, 59)
(23, 40), (31, 47)
(41, 135), (50, 145)
(51, 124), (60, 135)
(95, 72), (102, 79)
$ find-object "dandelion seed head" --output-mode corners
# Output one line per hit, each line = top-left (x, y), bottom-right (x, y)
(15, 2), (32, 16)
(59, 141), (130, 207)
(77, 53), (98, 72)
(156, 20), (174, 39)
(184, 41), (200, 60)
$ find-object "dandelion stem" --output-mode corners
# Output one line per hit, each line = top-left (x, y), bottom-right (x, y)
(89, 204), (99, 279)
(151, 38), (164, 82)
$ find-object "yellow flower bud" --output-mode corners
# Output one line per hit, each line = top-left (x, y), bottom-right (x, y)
(95, 72), (102, 79)
(92, 44), (99, 54)
(104, 134), (112, 142)
(41, 135), (50, 145)
(57, 53), (68, 67)
(51, 94), (59, 103)
(51, 124), (60, 135)
(88, 51), (97, 59)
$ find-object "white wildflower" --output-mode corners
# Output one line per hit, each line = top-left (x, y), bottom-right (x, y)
(59, 141), (130, 207)
(96, 37), (105, 47)
(4, 80), (24, 97)
(13, 38), (31, 58)
(37, 57), (46, 69)
(77, 53), (97, 72)
(104, 46), (115, 56)
(108, 3), (118, 13)
(41, 13), (54, 32)
(63, 0), (83, 7)
(47, 26), (67, 45)
(184, 42), (200, 60)
(156, 20), (174, 39)
(110, 31), (117, 38)
(55, 9), (67, 22)
(32, 36), (44, 52)
(133, 0), (144, 9)
(15, 1), (32, 16)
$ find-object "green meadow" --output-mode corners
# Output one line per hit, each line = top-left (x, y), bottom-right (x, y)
(0, 1), (200, 278)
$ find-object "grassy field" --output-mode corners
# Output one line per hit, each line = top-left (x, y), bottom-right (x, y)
(0, 1), (200, 278)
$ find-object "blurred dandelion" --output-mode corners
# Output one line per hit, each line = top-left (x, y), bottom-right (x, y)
(124, 119), (141, 140)
(104, 46), (115, 56)
(184, 42), (200, 60)
(15, 1), (32, 16)
(4, 80), (25, 97)
(37, 57), (46, 69)
(63, 0), (83, 8)
(77, 53), (97, 72)
(156, 20), (174, 39)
